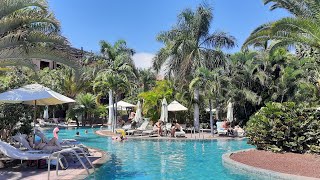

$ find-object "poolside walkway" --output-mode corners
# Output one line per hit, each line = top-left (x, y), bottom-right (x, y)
(0, 147), (108, 180)
(96, 129), (244, 140)
(230, 149), (320, 179)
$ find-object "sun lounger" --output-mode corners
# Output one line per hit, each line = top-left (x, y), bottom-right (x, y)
(35, 128), (80, 146)
(35, 128), (88, 152)
(234, 128), (245, 137)
(13, 134), (41, 152)
(122, 124), (131, 130)
(12, 131), (89, 157)
(175, 124), (186, 137)
(216, 122), (228, 135)
(142, 129), (156, 136)
(0, 140), (94, 180)
(126, 120), (149, 135)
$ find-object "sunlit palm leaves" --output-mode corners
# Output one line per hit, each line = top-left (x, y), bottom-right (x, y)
(93, 40), (137, 101)
(243, 0), (320, 53)
(153, 4), (235, 80)
(0, 0), (81, 73)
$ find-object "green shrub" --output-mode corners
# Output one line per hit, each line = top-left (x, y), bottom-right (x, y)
(0, 104), (33, 141)
(246, 102), (320, 154)
(138, 80), (173, 122)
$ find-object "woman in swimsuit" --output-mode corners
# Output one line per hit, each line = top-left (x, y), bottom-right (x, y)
(171, 121), (181, 137)
(153, 120), (163, 136)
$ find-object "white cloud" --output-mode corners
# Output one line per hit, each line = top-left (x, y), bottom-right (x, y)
(132, 52), (155, 69)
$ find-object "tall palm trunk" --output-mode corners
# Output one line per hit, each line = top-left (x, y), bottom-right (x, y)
(215, 97), (219, 120)
(108, 89), (113, 127)
(209, 99), (214, 135)
(194, 88), (200, 132)
(113, 95), (118, 133)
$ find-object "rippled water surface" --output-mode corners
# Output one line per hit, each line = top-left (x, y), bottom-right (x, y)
(45, 127), (254, 180)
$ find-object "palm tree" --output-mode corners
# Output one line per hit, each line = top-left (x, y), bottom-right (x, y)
(152, 4), (235, 131)
(138, 68), (156, 92)
(242, 0), (320, 53)
(94, 73), (129, 132)
(190, 67), (221, 135)
(0, 0), (82, 73)
(97, 40), (136, 126)
(75, 93), (96, 126)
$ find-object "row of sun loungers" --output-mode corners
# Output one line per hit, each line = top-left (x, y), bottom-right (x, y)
(0, 140), (94, 180)
(216, 122), (245, 137)
(121, 120), (186, 137)
(122, 121), (244, 138)
(1, 129), (94, 180)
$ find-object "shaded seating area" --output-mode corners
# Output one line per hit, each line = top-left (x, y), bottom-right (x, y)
(126, 120), (150, 135)
(0, 140), (95, 179)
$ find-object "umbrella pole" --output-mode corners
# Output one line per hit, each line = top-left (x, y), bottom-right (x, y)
(33, 100), (37, 148)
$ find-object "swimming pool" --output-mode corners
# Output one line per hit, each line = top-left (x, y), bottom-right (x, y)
(45, 127), (254, 180)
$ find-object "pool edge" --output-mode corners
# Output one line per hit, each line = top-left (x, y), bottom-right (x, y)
(222, 149), (319, 180)
(72, 147), (110, 180)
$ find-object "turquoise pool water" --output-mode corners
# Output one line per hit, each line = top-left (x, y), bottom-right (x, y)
(45, 127), (254, 180)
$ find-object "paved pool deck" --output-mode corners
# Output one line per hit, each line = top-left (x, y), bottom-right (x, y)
(95, 129), (245, 141)
(0, 147), (108, 180)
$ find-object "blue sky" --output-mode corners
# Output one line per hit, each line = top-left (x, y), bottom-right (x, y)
(48, 0), (288, 68)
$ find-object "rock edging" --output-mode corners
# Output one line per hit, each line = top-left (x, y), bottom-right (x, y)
(222, 149), (319, 180)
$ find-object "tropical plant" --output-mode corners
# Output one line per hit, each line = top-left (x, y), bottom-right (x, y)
(0, 104), (33, 141)
(246, 102), (320, 154)
(0, 0), (82, 74)
(138, 68), (156, 92)
(95, 39), (137, 126)
(138, 80), (173, 122)
(75, 93), (96, 126)
(242, 0), (320, 54)
(152, 4), (235, 131)
(39, 67), (92, 98)
(190, 67), (221, 135)
(94, 73), (130, 131)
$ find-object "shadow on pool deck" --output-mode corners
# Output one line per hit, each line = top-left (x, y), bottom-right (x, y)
(0, 148), (108, 180)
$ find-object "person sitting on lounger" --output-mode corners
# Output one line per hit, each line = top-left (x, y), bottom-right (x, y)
(234, 125), (245, 136)
(171, 121), (182, 137)
(153, 120), (163, 136)
(128, 111), (136, 123)
(222, 119), (228, 129)
(220, 119), (234, 135)
(27, 133), (61, 151)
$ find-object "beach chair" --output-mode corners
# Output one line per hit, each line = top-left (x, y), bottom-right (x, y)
(12, 134), (51, 153)
(142, 122), (171, 136)
(122, 124), (131, 131)
(216, 122), (228, 135)
(163, 123), (172, 136)
(35, 128), (81, 146)
(175, 124), (186, 137)
(234, 127), (245, 137)
(33, 129), (90, 155)
(126, 120), (149, 135)
(141, 128), (156, 136)
(0, 140), (94, 180)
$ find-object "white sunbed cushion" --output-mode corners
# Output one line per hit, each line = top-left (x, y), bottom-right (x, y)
(0, 140), (50, 160)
